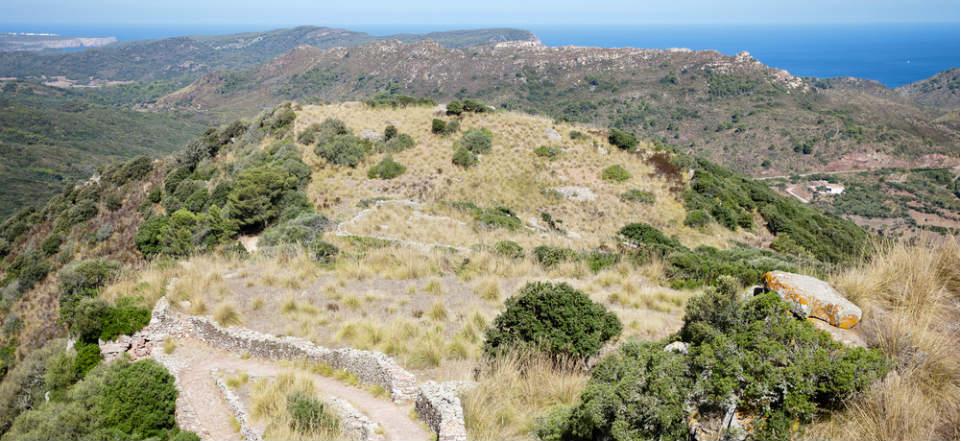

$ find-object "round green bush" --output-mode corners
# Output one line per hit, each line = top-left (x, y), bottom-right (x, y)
(493, 240), (524, 259)
(601, 165), (631, 183)
(460, 128), (493, 154)
(619, 189), (656, 204)
(607, 128), (638, 151)
(431, 118), (447, 134)
(367, 157), (406, 180)
(452, 146), (478, 168)
(683, 209), (713, 228)
(483, 282), (622, 361)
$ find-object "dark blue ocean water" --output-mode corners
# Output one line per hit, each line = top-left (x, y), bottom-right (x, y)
(2, 23), (957, 87)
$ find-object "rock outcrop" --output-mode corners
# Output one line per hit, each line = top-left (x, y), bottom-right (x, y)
(762, 271), (862, 329)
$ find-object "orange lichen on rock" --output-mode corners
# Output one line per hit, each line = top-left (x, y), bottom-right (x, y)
(762, 271), (862, 329)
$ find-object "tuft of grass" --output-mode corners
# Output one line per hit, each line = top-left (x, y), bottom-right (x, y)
(461, 350), (588, 441)
(250, 372), (342, 441)
(805, 239), (960, 441)
(214, 303), (242, 327)
(163, 339), (176, 354)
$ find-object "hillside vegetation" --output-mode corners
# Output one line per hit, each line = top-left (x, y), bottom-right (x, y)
(0, 81), (207, 218)
(156, 40), (958, 178)
(0, 101), (930, 441)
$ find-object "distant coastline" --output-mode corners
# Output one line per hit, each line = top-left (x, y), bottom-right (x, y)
(0, 22), (957, 86)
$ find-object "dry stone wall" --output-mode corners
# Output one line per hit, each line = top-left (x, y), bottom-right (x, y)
(213, 373), (263, 441)
(415, 381), (469, 441)
(145, 297), (417, 401)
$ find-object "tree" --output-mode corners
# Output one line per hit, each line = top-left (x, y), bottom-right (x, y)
(227, 165), (295, 233)
(483, 282), (622, 361)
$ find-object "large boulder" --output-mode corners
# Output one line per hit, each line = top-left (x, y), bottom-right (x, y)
(762, 271), (862, 329)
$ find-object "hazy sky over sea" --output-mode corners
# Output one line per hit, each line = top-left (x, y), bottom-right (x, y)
(1, 0), (958, 25)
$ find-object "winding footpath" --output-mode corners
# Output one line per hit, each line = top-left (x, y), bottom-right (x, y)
(154, 337), (431, 441)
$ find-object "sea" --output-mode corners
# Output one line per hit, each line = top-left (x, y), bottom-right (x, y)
(1, 23), (958, 87)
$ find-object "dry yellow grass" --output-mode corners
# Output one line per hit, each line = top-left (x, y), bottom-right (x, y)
(461, 351), (589, 441)
(804, 239), (960, 441)
(249, 372), (342, 441)
(296, 103), (755, 251)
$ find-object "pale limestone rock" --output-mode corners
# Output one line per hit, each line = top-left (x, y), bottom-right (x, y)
(762, 271), (862, 329)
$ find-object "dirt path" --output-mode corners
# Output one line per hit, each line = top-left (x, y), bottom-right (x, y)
(155, 337), (430, 441)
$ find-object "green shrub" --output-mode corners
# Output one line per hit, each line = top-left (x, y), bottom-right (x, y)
(619, 189), (656, 204)
(461, 99), (490, 113)
(298, 118), (349, 145)
(569, 130), (587, 140)
(683, 209), (713, 228)
(548, 291), (888, 441)
(683, 157), (867, 263)
(264, 104), (296, 137)
(618, 223), (682, 256)
(532, 245), (577, 268)
(452, 146), (478, 168)
(607, 128), (638, 151)
(227, 164), (300, 233)
(286, 391), (339, 435)
(260, 213), (329, 248)
(584, 249), (619, 273)
(4, 359), (186, 441)
(493, 240), (524, 259)
(476, 206), (521, 230)
(315, 134), (368, 167)
(367, 157), (406, 180)
(64, 297), (149, 344)
(559, 342), (692, 440)
(73, 342), (102, 378)
(460, 128), (493, 154)
(601, 165), (631, 182)
(431, 118), (447, 134)
(533, 145), (561, 159)
(383, 125), (398, 140)
(105, 156), (154, 186)
(378, 133), (415, 153)
(309, 241), (339, 264)
(59, 259), (120, 307)
(446, 101), (463, 116)
(444, 120), (461, 134)
(483, 282), (622, 361)
(40, 234), (63, 256)
(0, 339), (62, 434)
(7, 252), (50, 294)
(364, 94), (435, 108)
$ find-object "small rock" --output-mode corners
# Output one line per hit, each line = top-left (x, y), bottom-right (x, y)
(762, 271), (862, 329)
(360, 128), (382, 141)
(664, 341), (689, 354)
(545, 127), (562, 141)
(553, 186), (597, 202)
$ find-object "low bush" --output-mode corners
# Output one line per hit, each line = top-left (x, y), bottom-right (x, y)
(607, 128), (638, 151)
(619, 189), (656, 204)
(452, 146), (478, 168)
(431, 118), (447, 134)
(533, 145), (561, 159)
(483, 282), (622, 361)
(532, 245), (577, 268)
(600, 165), (631, 182)
(476, 206), (522, 231)
(618, 223), (682, 256)
(40, 234), (63, 256)
(460, 128), (493, 154)
(73, 342), (102, 378)
(287, 391), (340, 435)
(584, 249), (619, 273)
(683, 209), (713, 228)
(298, 118), (349, 146)
(367, 156), (406, 180)
(493, 240), (525, 259)
(569, 130), (587, 140)
(548, 290), (888, 441)
(314, 134), (368, 167)
(364, 94), (434, 108)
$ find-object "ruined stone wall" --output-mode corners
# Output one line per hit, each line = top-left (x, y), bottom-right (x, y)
(415, 382), (469, 441)
(146, 297), (417, 401)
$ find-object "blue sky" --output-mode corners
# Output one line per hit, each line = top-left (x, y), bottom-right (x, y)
(1, 0), (958, 26)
